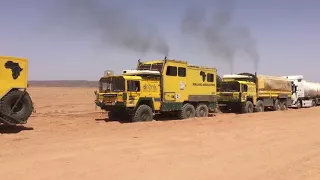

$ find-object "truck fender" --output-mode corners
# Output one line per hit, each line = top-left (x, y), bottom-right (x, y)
(134, 98), (154, 111)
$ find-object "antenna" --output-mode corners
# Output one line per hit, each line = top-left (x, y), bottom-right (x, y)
(104, 70), (113, 77)
(137, 59), (141, 69)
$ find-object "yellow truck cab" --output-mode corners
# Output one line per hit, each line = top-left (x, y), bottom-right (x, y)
(95, 57), (218, 122)
(0, 56), (34, 125)
(218, 72), (292, 113)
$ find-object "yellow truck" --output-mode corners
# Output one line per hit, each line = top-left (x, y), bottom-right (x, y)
(218, 72), (292, 113)
(0, 56), (34, 125)
(95, 58), (218, 122)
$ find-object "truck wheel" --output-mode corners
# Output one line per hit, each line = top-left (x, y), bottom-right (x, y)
(107, 111), (118, 121)
(312, 100), (316, 107)
(255, 100), (264, 112)
(132, 105), (153, 122)
(296, 100), (302, 109)
(195, 104), (209, 117)
(119, 111), (132, 122)
(280, 101), (288, 110)
(219, 106), (229, 113)
(0, 90), (33, 124)
(178, 103), (195, 119)
(273, 99), (281, 111)
(242, 101), (253, 113)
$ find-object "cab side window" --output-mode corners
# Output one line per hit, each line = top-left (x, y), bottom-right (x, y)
(166, 66), (177, 76)
(207, 73), (214, 82)
(178, 67), (186, 77)
(242, 84), (248, 92)
(127, 80), (140, 92)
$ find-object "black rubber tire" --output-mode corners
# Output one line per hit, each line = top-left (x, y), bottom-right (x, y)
(132, 105), (153, 122)
(255, 100), (264, 112)
(280, 100), (288, 111)
(218, 106), (229, 113)
(242, 101), (253, 113)
(273, 99), (281, 111)
(107, 111), (118, 121)
(119, 111), (132, 122)
(195, 104), (209, 117)
(178, 103), (195, 119)
(296, 100), (302, 109)
(0, 90), (33, 124)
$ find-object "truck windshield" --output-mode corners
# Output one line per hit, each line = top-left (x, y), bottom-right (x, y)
(137, 63), (163, 72)
(100, 77), (125, 92)
(220, 82), (240, 92)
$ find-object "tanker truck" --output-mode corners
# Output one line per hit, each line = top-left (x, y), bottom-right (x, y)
(283, 75), (320, 108)
(218, 72), (292, 113)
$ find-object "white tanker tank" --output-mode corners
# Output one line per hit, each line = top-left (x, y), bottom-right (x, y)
(283, 75), (320, 108)
(303, 80), (320, 98)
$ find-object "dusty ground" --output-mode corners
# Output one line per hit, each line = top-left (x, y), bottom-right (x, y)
(1, 87), (320, 180)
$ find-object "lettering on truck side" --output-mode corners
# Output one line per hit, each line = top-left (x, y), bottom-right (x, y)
(193, 83), (215, 86)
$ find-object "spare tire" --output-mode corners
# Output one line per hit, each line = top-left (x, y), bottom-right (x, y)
(0, 90), (34, 124)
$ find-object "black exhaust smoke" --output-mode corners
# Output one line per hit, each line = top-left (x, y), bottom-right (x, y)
(180, 0), (260, 73)
(41, 0), (170, 57)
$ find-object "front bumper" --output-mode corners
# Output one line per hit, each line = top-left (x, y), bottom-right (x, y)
(95, 100), (126, 111)
(217, 100), (242, 107)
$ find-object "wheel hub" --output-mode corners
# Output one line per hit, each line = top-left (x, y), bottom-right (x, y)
(141, 113), (148, 121)
(186, 110), (191, 117)
(200, 109), (204, 116)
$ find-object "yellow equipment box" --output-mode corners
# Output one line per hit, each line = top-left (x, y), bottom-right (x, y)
(0, 56), (34, 125)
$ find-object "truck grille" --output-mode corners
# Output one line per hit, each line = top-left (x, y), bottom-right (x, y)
(103, 94), (117, 97)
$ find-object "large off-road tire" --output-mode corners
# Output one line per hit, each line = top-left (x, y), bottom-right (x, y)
(132, 105), (153, 122)
(178, 103), (196, 119)
(255, 100), (264, 112)
(218, 106), (229, 113)
(273, 99), (281, 111)
(296, 100), (302, 109)
(107, 111), (118, 121)
(0, 90), (33, 124)
(280, 100), (288, 111)
(242, 101), (254, 113)
(119, 111), (132, 122)
(195, 103), (209, 117)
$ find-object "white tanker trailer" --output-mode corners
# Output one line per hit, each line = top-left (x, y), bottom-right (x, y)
(283, 75), (320, 108)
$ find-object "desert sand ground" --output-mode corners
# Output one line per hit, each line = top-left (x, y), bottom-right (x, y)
(1, 87), (320, 180)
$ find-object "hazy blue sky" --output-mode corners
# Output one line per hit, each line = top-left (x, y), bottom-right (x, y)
(0, 0), (319, 81)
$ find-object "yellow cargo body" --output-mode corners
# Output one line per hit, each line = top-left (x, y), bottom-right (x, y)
(161, 60), (217, 108)
(0, 56), (34, 125)
(256, 74), (292, 98)
(0, 56), (28, 97)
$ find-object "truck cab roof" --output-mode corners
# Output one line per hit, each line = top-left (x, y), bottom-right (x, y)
(222, 74), (256, 84)
(122, 69), (160, 76)
(223, 74), (253, 79)
(282, 75), (304, 80)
